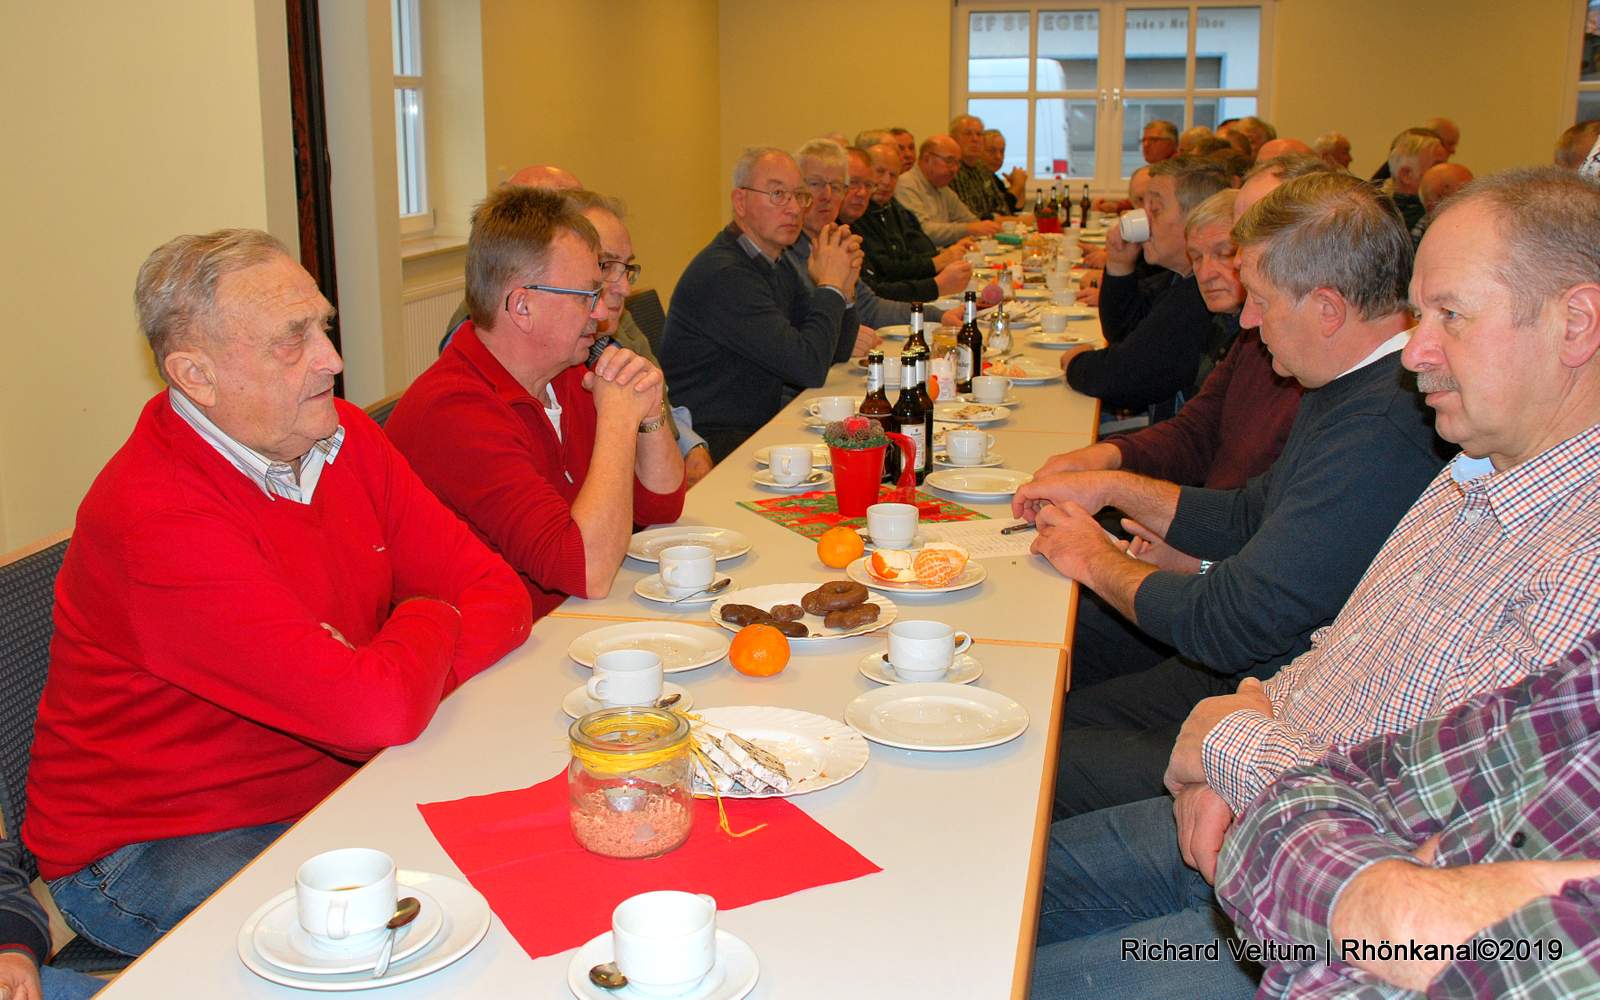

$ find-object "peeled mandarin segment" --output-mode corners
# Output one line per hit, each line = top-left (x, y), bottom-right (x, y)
(913, 547), (968, 587)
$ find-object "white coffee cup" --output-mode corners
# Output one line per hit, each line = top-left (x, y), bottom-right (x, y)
(888, 620), (974, 680)
(1044, 270), (1068, 292)
(1119, 208), (1150, 243)
(1051, 289), (1078, 306)
(945, 429), (995, 466)
(767, 445), (814, 486)
(295, 848), (398, 953)
(1041, 308), (1072, 333)
(612, 891), (718, 997)
(658, 544), (714, 597)
(807, 395), (856, 423)
(866, 502), (919, 549)
(587, 649), (664, 707)
(970, 375), (1010, 404)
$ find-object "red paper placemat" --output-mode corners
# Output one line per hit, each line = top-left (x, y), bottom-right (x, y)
(417, 772), (881, 960)
(737, 487), (988, 540)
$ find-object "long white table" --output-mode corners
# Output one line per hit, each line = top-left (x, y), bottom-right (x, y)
(97, 328), (1100, 998)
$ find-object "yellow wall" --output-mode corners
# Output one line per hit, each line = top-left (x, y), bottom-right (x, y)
(717, 0), (953, 191)
(480, 0), (724, 303)
(0, 0), (295, 549)
(1270, 0), (1575, 177)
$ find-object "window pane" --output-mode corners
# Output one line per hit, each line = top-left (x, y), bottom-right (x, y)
(1122, 99), (1185, 176)
(1124, 8), (1187, 88)
(1197, 7), (1259, 89)
(968, 11), (1030, 92)
(1038, 10), (1099, 90)
(395, 88), (424, 216)
(393, 0), (420, 76)
(1580, 90), (1600, 123)
(1215, 95), (1257, 124)
(1193, 99), (1220, 130)
(1035, 98), (1097, 178)
(1583, 0), (1599, 82)
(969, 99), (1030, 173)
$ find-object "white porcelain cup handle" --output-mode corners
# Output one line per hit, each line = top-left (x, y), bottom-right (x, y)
(952, 632), (973, 655)
(986, 434), (997, 450)
(586, 675), (609, 702)
(327, 897), (350, 939)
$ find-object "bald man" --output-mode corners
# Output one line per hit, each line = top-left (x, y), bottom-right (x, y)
(505, 163), (582, 189)
(1423, 116), (1461, 156)
(949, 114), (1009, 219)
(896, 135), (1001, 246)
(1411, 161), (1475, 246)
(1254, 137), (1313, 162)
(1312, 131), (1352, 170)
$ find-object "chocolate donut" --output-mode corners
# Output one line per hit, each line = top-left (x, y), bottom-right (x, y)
(824, 603), (880, 630)
(719, 603), (773, 627)
(800, 580), (870, 615)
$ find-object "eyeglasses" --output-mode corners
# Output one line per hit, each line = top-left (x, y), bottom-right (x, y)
(845, 178), (875, 192)
(599, 259), (643, 284)
(505, 283), (603, 313)
(737, 186), (814, 209)
(804, 177), (847, 197)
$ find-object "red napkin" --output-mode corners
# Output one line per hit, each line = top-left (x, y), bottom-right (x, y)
(418, 771), (882, 960)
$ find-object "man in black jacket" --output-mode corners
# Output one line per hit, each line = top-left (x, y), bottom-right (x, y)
(838, 146), (971, 305)
(0, 837), (102, 998)
(849, 144), (974, 302)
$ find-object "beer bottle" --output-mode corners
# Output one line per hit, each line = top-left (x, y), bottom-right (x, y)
(892, 355), (929, 484)
(956, 291), (982, 394)
(860, 350), (897, 482)
(1079, 183), (1093, 229)
(1035, 185), (1057, 234)
(904, 303), (931, 394)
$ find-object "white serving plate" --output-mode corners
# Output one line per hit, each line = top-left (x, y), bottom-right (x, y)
(567, 621), (731, 673)
(690, 706), (870, 798)
(844, 683), (1028, 751)
(709, 583), (897, 643)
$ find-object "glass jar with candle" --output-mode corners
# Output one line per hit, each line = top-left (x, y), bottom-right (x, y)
(568, 707), (694, 858)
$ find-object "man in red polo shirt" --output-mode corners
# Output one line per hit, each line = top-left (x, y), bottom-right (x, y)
(24, 229), (532, 958)
(386, 187), (685, 621)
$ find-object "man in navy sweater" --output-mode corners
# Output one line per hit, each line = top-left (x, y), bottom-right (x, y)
(1013, 172), (1447, 817)
(661, 147), (861, 460)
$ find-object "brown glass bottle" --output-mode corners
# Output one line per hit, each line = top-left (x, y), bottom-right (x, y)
(903, 303), (931, 394)
(955, 291), (983, 394)
(1079, 183), (1093, 228)
(860, 351), (897, 482)
(892, 355), (930, 484)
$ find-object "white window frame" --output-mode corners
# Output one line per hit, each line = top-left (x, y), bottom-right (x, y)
(393, 0), (433, 236)
(951, 0), (1274, 191)
(1567, 0), (1600, 122)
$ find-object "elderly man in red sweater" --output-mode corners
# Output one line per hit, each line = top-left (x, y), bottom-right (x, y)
(386, 187), (685, 622)
(23, 230), (533, 958)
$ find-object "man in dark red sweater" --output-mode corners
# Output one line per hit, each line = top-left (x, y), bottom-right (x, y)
(23, 230), (533, 958)
(387, 187), (685, 622)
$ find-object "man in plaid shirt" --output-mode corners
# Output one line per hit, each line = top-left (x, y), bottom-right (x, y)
(1218, 629), (1600, 998)
(948, 114), (1010, 221)
(1032, 166), (1600, 996)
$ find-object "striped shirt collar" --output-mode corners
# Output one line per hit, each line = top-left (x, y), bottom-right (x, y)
(1454, 418), (1600, 530)
(168, 388), (344, 504)
(735, 229), (778, 263)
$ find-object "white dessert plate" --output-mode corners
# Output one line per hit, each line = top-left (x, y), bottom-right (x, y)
(563, 682), (693, 719)
(876, 324), (912, 340)
(957, 392), (1022, 406)
(924, 468), (1032, 500)
(690, 706), (870, 798)
(844, 683), (1028, 751)
(857, 650), (983, 686)
(238, 870), (490, 992)
(844, 556), (987, 596)
(710, 583), (897, 643)
(1030, 332), (1096, 349)
(627, 527), (751, 564)
(567, 929), (758, 1000)
(751, 469), (833, 492)
(932, 402), (1009, 425)
(984, 360), (1063, 385)
(568, 621), (730, 673)
(752, 443), (831, 468)
(251, 886), (442, 976)
(634, 575), (730, 606)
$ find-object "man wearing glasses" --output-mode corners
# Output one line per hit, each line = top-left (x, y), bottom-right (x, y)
(895, 134), (1002, 247)
(387, 187), (685, 623)
(661, 146), (862, 460)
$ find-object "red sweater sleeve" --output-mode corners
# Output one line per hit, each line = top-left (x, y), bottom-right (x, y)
(393, 381), (591, 599)
(1110, 329), (1242, 485)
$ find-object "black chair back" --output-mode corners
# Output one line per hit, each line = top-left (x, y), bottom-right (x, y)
(0, 537), (67, 878)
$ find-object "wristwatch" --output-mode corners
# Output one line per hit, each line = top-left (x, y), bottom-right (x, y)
(1197, 559), (1216, 575)
(638, 403), (668, 435)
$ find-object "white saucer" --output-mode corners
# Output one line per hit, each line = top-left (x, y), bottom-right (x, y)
(567, 929), (759, 1000)
(858, 650), (983, 685)
(752, 443), (831, 468)
(568, 621), (731, 673)
(1030, 333), (1095, 349)
(855, 528), (926, 550)
(933, 450), (1004, 469)
(924, 468), (1032, 501)
(252, 886), (443, 976)
(844, 683), (1028, 751)
(958, 392), (1022, 407)
(845, 555), (988, 596)
(751, 469), (833, 492)
(238, 870), (490, 991)
(563, 682), (693, 719)
(634, 575), (728, 606)
(627, 527), (752, 564)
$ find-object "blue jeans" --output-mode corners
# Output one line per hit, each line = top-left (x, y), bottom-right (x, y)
(1031, 796), (1259, 999)
(48, 822), (290, 957)
(42, 965), (104, 1000)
